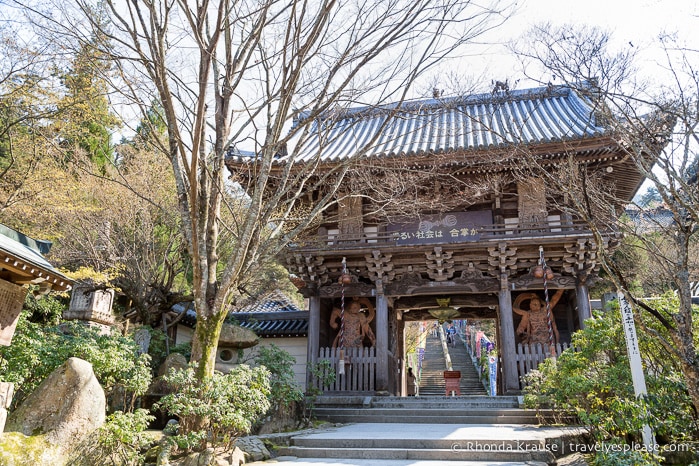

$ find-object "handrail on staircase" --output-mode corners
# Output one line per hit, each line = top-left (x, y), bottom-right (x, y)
(438, 326), (453, 371)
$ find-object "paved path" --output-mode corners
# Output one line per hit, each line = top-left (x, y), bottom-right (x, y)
(249, 459), (543, 465)
(248, 422), (585, 466)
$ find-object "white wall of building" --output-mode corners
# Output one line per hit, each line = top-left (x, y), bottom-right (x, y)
(174, 325), (307, 390)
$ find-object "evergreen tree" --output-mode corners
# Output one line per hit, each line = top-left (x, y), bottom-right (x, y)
(57, 9), (118, 168)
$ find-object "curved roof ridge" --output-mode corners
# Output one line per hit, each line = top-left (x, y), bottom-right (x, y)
(226, 81), (607, 165)
(294, 84), (577, 127)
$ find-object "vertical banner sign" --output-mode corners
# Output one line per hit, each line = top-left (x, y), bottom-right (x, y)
(488, 354), (497, 396)
(618, 291), (657, 452)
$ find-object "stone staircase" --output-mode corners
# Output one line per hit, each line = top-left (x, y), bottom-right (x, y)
(288, 329), (581, 465)
(274, 421), (586, 465)
(311, 395), (546, 424)
(418, 329), (486, 396)
(415, 329), (447, 395)
(446, 333), (488, 396)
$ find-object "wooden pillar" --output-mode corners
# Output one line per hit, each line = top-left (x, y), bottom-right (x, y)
(576, 281), (592, 329)
(306, 295), (321, 391)
(494, 316), (503, 395)
(376, 287), (389, 394)
(396, 317), (405, 396)
(498, 275), (520, 394)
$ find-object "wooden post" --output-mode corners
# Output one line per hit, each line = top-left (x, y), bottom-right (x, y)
(306, 295), (321, 391)
(396, 317), (405, 396)
(494, 317), (503, 395)
(498, 276), (520, 394)
(375, 288), (389, 394)
(576, 281), (592, 329)
(618, 292), (656, 450)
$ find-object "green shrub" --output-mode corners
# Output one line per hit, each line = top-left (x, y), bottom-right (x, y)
(155, 363), (271, 452)
(143, 326), (191, 374)
(254, 344), (304, 424)
(0, 313), (152, 411)
(70, 409), (155, 466)
(523, 294), (699, 455)
(590, 441), (661, 466)
(23, 292), (66, 326)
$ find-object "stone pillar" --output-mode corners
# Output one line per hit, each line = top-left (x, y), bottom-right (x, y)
(375, 289), (389, 394)
(498, 276), (520, 394)
(306, 295), (321, 391)
(576, 281), (592, 329)
(64, 283), (115, 334)
(0, 382), (13, 433)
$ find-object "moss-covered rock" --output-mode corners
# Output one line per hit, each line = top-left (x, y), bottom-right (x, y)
(0, 432), (65, 465)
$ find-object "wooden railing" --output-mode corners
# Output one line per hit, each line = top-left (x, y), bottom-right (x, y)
(289, 221), (599, 252)
(313, 346), (376, 393)
(515, 342), (572, 389)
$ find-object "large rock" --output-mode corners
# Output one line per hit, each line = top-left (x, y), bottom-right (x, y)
(157, 352), (189, 377)
(5, 357), (105, 453)
(218, 323), (258, 348)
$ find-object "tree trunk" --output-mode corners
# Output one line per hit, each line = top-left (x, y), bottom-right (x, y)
(680, 359), (699, 416)
(190, 305), (227, 380)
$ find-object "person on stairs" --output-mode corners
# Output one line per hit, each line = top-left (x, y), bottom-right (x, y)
(407, 367), (417, 396)
(446, 322), (457, 347)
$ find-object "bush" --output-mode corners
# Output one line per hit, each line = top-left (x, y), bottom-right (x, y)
(590, 441), (661, 466)
(70, 409), (155, 466)
(0, 312), (152, 411)
(155, 363), (271, 452)
(143, 326), (191, 375)
(254, 344), (304, 426)
(523, 294), (699, 458)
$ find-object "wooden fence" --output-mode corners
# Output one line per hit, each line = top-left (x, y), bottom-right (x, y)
(515, 342), (572, 388)
(313, 346), (376, 392)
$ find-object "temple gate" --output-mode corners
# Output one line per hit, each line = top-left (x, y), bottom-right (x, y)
(226, 83), (663, 395)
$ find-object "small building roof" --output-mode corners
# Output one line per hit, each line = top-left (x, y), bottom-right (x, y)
(236, 312), (308, 338)
(172, 290), (308, 338)
(625, 205), (675, 233)
(233, 290), (307, 338)
(228, 83), (608, 165)
(235, 289), (303, 314)
(0, 224), (72, 291)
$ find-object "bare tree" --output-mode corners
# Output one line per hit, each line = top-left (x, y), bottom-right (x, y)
(512, 23), (699, 413)
(12, 0), (516, 384)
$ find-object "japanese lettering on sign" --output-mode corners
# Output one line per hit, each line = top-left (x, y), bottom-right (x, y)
(387, 210), (492, 246)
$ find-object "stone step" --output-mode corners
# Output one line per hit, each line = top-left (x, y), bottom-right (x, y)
(292, 436), (546, 449)
(271, 421), (585, 466)
(275, 446), (555, 463)
(367, 396), (521, 409)
(312, 395), (522, 409)
(311, 409), (542, 424)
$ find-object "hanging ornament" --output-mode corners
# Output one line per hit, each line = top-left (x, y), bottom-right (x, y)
(545, 267), (555, 281)
(532, 264), (545, 278)
(338, 257), (347, 375)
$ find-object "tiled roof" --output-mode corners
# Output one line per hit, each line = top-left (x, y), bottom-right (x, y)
(0, 223), (72, 291)
(227, 84), (608, 164)
(171, 290), (308, 338)
(234, 290), (307, 337)
(236, 312), (308, 338)
(171, 302), (197, 328)
(625, 206), (675, 233)
(235, 289), (303, 313)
